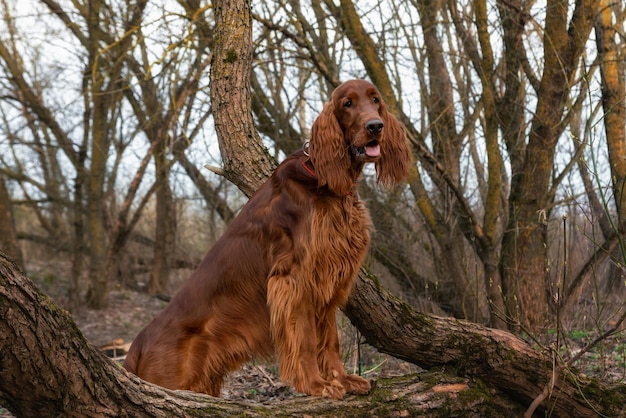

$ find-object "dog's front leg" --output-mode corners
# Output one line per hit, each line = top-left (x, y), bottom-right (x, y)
(267, 275), (346, 399)
(316, 306), (371, 395)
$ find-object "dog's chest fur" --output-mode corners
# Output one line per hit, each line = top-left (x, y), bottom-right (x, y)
(307, 194), (372, 306)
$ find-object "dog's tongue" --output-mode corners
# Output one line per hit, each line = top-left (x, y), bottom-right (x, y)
(365, 144), (381, 157)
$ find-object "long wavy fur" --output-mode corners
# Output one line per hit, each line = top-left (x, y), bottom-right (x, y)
(309, 102), (354, 195)
(376, 100), (412, 185)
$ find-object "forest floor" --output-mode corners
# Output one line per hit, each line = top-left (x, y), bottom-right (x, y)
(1, 260), (625, 416)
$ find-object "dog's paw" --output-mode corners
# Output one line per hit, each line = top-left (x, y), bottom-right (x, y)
(340, 374), (371, 395)
(308, 379), (346, 400)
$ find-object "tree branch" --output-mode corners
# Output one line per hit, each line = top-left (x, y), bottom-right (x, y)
(344, 269), (626, 417)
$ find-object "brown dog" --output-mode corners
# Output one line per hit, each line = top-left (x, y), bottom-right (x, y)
(123, 79), (412, 399)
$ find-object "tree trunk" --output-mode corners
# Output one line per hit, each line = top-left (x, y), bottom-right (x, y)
(210, 0), (275, 196)
(1, 251), (624, 417)
(2, 250), (508, 418)
(0, 177), (24, 271)
(595, 0), (626, 233)
(149, 143), (175, 295)
(84, 0), (114, 310)
(82, 0), (145, 309)
(68, 130), (88, 312)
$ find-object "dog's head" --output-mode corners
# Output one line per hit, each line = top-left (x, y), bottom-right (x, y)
(309, 79), (412, 195)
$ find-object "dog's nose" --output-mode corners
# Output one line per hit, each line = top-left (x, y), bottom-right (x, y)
(366, 119), (384, 135)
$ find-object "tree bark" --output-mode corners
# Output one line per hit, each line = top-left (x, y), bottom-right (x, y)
(210, 0), (275, 196)
(0, 177), (24, 271)
(1, 251), (625, 417)
(472, 0), (507, 329)
(595, 0), (626, 233)
(149, 144), (175, 295)
(2, 251), (511, 418)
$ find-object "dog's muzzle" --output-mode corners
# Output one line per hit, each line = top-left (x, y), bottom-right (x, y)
(354, 119), (383, 158)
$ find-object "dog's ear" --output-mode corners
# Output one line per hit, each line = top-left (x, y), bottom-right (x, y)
(376, 102), (412, 186)
(309, 101), (353, 195)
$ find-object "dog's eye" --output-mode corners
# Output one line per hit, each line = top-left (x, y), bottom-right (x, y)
(372, 96), (380, 104)
(344, 99), (352, 108)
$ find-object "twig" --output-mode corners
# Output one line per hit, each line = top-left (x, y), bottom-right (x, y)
(203, 164), (225, 176)
(255, 365), (277, 387)
(362, 358), (389, 376)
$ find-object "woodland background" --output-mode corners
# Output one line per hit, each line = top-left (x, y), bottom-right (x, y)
(0, 0), (625, 414)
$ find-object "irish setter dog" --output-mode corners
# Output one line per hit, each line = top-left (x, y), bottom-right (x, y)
(123, 79), (412, 399)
